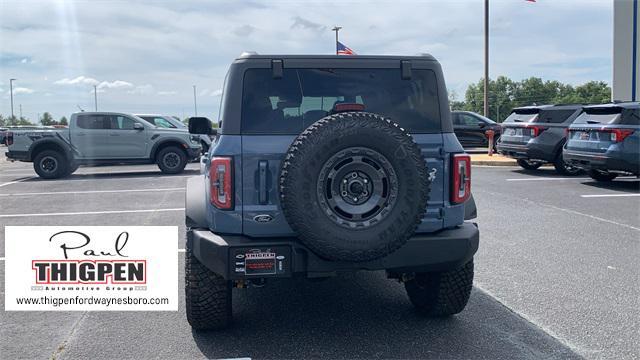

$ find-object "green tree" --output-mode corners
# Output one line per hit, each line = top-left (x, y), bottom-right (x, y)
(59, 116), (69, 126)
(459, 76), (612, 122)
(41, 112), (54, 126)
(0, 114), (5, 127)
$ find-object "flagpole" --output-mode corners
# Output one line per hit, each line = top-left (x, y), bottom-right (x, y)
(484, 0), (489, 117)
(332, 26), (342, 55)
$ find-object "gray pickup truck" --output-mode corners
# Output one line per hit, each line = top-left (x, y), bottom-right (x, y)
(4, 112), (201, 179)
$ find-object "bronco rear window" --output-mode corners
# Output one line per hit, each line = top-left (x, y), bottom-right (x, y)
(572, 107), (640, 125)
(241, 68), (441, 134)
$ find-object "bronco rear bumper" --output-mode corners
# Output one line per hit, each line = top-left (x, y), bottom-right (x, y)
(188, 223), (479, 280)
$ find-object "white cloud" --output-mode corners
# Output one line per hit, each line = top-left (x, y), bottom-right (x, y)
(157, 90), (177, 96)
(54, 76), (100, 86)
(97, 80), (134, 90)
(13, 87), (35, 94)
(210, 89), (222, 97)
(20, 58), (28, 64)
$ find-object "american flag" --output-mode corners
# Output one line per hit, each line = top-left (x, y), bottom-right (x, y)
(337, 41), (356, 55)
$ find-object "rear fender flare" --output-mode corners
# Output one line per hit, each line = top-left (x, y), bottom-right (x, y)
(28, 138), (74, 162)
(186, 175), (209, 229)
(463, 193), (477, 220)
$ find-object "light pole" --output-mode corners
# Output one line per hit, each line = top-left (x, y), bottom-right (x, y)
(9, 78), (16, 119)
(483, 0), (489, 117)
(19, 104), (22, 118)
(332, 26), (342, 55)
(94, 85), (98, 111)
(193, 85), (198, 116)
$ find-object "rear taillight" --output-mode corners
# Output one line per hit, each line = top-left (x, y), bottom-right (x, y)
(526, 125), (547, 137)
(5, 132), (13, 146)
(600, 128), (634, 143)
(209, 156), (233, 210)
(451, 153), (471, 204)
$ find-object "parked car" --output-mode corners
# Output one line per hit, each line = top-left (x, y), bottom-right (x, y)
(5, 112), (201, 179)
(452, 111), (502, 149)
(0, 128), (7, 145)
(135, 114), (215, 154)
(184, 53), (479, 330)
(496, 104), (584, 175)
(564, 102), (639, 181)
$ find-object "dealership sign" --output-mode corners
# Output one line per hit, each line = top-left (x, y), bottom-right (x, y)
(5, 226), (178, 311)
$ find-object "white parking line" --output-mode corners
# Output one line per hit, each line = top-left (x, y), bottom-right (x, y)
(0, 177), (36, 188)
(0, 187), (185, 197)
(506, 177), (592, 182)
(178, 249), (185, 253)
(581, 193), (640, 198)
(506, 176), (635, 182)
(0, 208), (185, 218)
(0, 257), (4, 261)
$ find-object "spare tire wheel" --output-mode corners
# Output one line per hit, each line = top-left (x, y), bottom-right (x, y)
(279, 112), (430, 262)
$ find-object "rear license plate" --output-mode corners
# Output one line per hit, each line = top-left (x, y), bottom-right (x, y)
(230, 246), (291, 278)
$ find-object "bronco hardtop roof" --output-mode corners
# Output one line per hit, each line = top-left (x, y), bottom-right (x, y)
(235, 53), (437, 62)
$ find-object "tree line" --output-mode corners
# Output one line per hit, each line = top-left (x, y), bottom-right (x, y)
(450, 76), (611, 122)
(0, 112), (67, 127)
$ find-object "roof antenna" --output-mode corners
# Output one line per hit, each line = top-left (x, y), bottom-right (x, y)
(76, 105), (85, 112)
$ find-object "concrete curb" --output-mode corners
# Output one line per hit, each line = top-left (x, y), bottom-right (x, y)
(471, 160), (517, 166)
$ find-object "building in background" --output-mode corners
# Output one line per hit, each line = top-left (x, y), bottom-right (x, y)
(613, 0), (639, 101)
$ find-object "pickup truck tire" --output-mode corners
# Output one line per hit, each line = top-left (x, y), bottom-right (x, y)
(157, 146), (187, 174)
(588, 170), (618, 182)
(33, 150), (69, 179)
(404, 259), (474, 316)
(280, 112), (430, 262)
(517, 159), (543, 170)
(185, 234), (232, 330)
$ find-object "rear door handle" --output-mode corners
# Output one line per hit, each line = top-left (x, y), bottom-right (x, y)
(258, 160), (268, 204)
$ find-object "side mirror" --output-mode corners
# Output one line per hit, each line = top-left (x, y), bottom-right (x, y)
(188, 117), (212, 135)
(478, 122), (487, 128)
(133, 123), (145, 130)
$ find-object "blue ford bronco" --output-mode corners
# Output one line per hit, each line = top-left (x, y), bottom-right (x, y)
(185, 54), (479, 329)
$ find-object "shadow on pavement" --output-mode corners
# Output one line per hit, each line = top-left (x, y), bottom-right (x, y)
(192, 272), (579, 359)
(581, 178), (640, 193)
(510, 168), (575, 177)
(22, 169), (200, 182)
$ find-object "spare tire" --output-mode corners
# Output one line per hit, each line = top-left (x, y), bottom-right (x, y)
(279, 112), (430, 262)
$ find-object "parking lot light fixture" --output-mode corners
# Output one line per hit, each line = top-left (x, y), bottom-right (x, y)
(10, 78), (17, 119)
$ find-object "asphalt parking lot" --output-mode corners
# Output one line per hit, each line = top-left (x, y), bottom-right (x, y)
(1, 155), (638, 359)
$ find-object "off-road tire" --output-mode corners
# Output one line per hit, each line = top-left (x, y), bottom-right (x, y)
(405, 259), (474, 316)
(517, 159), (543, 170)
(157, 146), (188, 174)
(33, 150), (69, 179)
(279, 111), (430, 262)
(588, 170), (618, 182)
(553, 155), (581, 176)
(185, 233), (232, 330)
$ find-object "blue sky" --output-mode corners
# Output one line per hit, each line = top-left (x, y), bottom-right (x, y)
(0, 0), (613, 122)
